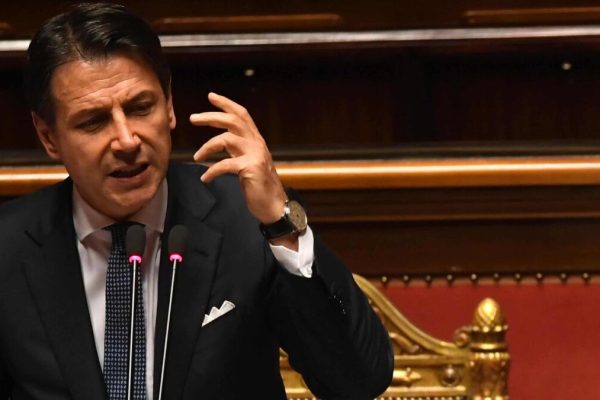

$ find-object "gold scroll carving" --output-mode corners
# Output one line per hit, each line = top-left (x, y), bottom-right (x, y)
(280, 275), (510, 400)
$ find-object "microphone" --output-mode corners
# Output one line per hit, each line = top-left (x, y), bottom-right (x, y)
(168, 225), (188, 263)
(125, 224), (146, 400)
(158, 225), (189, 400)
(126, 224), (146, 264)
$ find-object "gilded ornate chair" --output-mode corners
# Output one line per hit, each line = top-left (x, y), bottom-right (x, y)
(281, 275), (510, 400)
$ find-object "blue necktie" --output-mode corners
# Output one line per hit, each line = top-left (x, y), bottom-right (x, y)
(103, 223), (146, 400)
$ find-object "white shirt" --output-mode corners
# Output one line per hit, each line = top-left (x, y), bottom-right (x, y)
(72, 178), (314, 399)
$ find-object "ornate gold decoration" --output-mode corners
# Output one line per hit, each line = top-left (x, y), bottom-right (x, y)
(280, 276), (510, 400)
(393, 367), (422, 387)
(467, 298), (510, 400)
(441, 365), (461, 387)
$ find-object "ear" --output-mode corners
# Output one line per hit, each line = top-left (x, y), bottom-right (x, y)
(166, 91), (176, 130)
(32, 112), (62, 161)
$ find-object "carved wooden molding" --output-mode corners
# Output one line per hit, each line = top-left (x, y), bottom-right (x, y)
(4, 156), (600, 196)
(0, 165), (66, 197)
(464, 7), (600, 27)
(152, 14), (343, 33)
(276, 156), (600, 190)
(5, 26), (600, 53)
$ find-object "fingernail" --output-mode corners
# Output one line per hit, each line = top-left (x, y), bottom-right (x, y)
(200, 174), (206, 182)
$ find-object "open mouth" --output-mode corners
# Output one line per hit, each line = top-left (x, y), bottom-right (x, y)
(110, 163), (149, 178)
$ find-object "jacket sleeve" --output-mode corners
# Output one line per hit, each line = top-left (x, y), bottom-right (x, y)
(268, 236), (394, 399)
(0, 363), (11, 399)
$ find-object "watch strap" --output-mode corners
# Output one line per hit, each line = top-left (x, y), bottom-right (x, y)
(259, 217), (296, 240)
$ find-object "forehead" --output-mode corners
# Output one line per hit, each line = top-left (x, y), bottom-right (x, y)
(50, 55), (162, 110)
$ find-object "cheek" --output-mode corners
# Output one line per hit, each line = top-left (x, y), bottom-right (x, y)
(58, 137), (107, 173)
(158, 132), (172, 158)
(144, 119), (172, 156)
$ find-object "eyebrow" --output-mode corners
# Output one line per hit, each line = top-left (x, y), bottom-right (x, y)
(68, 90), (158, 123)
(123, 91), (158, 109)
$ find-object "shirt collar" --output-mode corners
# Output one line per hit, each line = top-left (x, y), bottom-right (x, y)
(73, 179), (168, 242)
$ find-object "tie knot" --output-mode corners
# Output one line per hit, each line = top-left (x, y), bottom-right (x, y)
(105, 222), (142, 251)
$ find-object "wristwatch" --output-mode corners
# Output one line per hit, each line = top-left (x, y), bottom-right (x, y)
(259, 199), (308, 240)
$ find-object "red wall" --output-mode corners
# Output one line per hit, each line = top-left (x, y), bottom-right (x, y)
(379, 280), (600, 399)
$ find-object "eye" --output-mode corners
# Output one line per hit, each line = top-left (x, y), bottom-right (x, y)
(127, 102), (153, 116)
(76, 115), (107, 132)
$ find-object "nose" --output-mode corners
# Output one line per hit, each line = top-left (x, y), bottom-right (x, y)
(111, 113), (141, 153)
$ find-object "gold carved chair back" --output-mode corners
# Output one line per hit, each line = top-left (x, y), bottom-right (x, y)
(280, 275), (510, 400)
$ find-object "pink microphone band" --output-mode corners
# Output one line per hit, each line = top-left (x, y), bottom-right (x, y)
(129, 255), (142, 264)
(169, 253), (183, 263)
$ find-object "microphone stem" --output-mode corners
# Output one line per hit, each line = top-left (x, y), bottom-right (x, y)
(158, 259), (178, 400)
(128, 260), (139, 400)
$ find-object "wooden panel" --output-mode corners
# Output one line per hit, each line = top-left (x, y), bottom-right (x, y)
(316, 218), (600, 277)
(0, 165), (66, 197)
(4, 26), (600, 155)
(4, 0), (600, 36)
(5, 156), (600, 195)
(277, 157), (600, 190)
(152, 14), (343, 33)
(463, 7), (600, 26)
(0, 22), (13, 38)
(4, 158), (600, 278)
(302, 185), (600, 222)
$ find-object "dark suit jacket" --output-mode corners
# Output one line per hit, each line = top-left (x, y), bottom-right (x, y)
(0, 163), (393, 399)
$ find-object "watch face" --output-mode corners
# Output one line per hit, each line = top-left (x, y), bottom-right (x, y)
(287, 200), (308, 232)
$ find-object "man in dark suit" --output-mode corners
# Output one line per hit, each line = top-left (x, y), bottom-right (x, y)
(0, 3), (393, 399)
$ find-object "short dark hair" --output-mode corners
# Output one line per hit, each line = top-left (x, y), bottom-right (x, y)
(24, 2), (171, 125)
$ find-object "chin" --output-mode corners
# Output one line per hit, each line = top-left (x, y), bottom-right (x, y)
(106, 187), (157, 220)
(103, 202), (143, 221)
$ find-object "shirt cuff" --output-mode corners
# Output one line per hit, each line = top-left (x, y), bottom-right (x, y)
(268, 226), (314, 278)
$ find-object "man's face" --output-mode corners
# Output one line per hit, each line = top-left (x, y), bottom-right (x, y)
(34, 54), (175, 220)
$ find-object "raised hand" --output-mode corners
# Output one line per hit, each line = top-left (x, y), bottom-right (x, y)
(191, 92), (288, 228)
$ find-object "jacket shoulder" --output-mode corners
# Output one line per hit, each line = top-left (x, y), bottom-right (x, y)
(0, 180), (70, 241)
(169, 162), (247, 209)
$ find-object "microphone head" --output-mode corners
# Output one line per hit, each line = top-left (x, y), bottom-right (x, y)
(126, 224), (146, 264)
(168, 225), (189, 263)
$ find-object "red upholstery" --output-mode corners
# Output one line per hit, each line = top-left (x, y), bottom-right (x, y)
(379, 281), (600, 399)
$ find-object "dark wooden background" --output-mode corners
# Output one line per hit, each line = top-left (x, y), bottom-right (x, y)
(4, 1), (600, 158)
(4, 1), (600, 34)
(3, 1), (600, 280)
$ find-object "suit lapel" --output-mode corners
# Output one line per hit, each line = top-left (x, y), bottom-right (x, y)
(19, 165), (222, 400)
(154, 164), (222, 400)
(22, 180), (105, 400)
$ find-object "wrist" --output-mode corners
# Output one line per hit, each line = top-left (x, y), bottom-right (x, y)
(260, 197), (288, 225)
(259, 199), (307, 240)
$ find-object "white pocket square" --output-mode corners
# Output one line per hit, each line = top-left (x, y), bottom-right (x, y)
(202, 300), (235, 327)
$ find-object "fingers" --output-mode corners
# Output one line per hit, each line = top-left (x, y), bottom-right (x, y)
(207, 92), (260, 135)
(189, 93), (264, 144)
(206, 92), (246, 117)
(189, 112), (246, 134)
(199, 150), (273, 183)
(200, 156), (248, 183)
(193, 132), (250, 162)
(190, 93), (288, 225)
